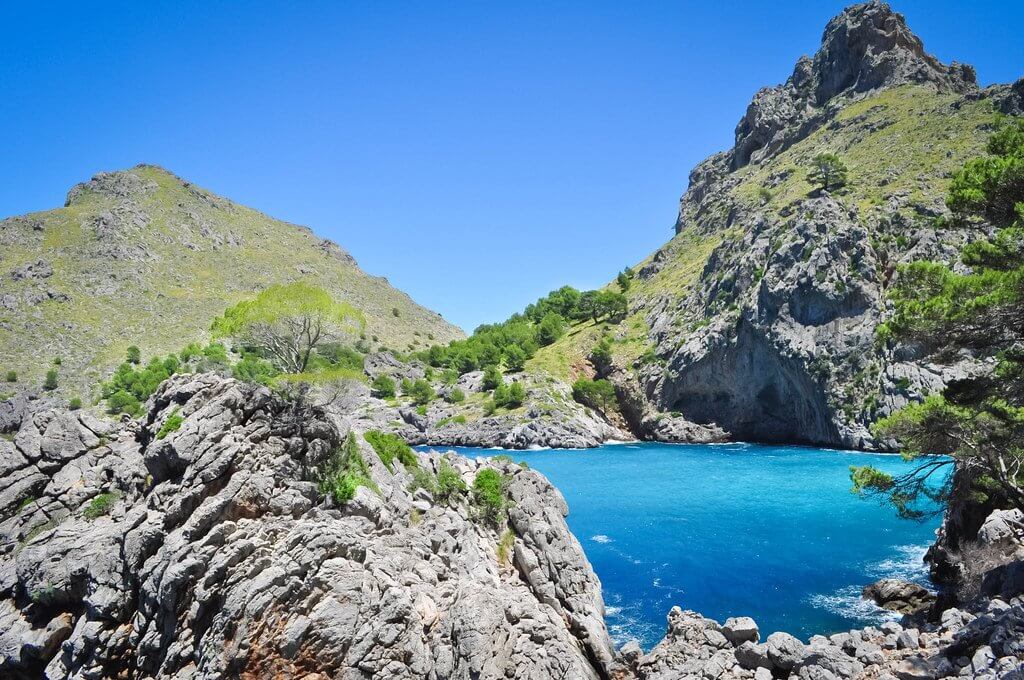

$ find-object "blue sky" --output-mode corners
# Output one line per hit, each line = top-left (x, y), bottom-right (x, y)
(2, 2), (1021, 332)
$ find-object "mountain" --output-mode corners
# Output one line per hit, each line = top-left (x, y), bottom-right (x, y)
(0, 165), (463, 395)
(530, 1), (1024, 449)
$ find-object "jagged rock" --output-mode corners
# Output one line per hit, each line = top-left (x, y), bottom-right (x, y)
(0, 374), (615, 679)
(862, 578), (936, 614)
(721, 616), (759, 645)
(10, 260), (52, 281)
(764, 631), (806, 671)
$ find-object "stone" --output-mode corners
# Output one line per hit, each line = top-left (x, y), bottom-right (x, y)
(722, 616), (760, 645)
(896, 628), (920, 650)
(734, 641), (772, 670)
(862, 579), (936, 615)
(765, 631), (806, 671)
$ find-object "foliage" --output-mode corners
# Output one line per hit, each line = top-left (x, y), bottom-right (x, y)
(68, 397), (82, 410)
(43, 369), (58, 391)
(807, 153), (849, 192)
(232, 352), (279, 385)
(590, 335), (613, 370)
(493, 381), (526, 409)
(318, 432), (378, 503)
(407, 378), (436, 405)
(472, 468), (507, 525)
(854, 121), (1024, 518)
(445, 387), (465, 403)
(156, 408), (184, 440)
(482, 365), (503, 390)
(536, 313), (566, 346)
(4, 371), (16, 383)
(407, 467), (437, 495)
(572, 378), (617, 413)
(102, 353), (183, 416)
(503, 344), (528, 372)
(947, 118), (1024, 224)
(211, 282), (364, 373)
(83, 492), (118, 520)
(371, 374), (396, 398)
(497, 529), (515, 564)
(364, 430), (418, 472)
(616, 267), (634, 292)
(126, 346), (141, 364)
(436, 459), (467, 504)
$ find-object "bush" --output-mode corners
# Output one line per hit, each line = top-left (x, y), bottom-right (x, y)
(408, 378), (435, 405)
(318, 432), (378, 503)
(371, 374), (396, 398)
(482, 365), (503, 391)
(590, 336), (613, 369)
(83, 492), (118, 520)
(43, 369), (58, 391)
(572, 378), (617, 413)
(232, 353), (278, 385)
(445, 387), (465, 403)
(472, 468), (507, 525)
(407, 467), (438, 495)
(503, 345), (527, 372)
(126, 346), (141, 364)
(4, 371), (16, 383)
(436, 459), (467, 504)
(364, 430), (418, 472)
(493, 382), (526, 409)
(106, 389), (143, 417)
(156, 408), (184, 440)
(68, 397), (82, 410)
(536, 313), (565, 346)
(807, 153), (849, 192)
(392, 307), (400, 317)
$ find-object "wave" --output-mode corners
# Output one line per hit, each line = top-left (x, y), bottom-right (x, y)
(867, 543), (931, 584)
(591, 534), (612, 544)
(808, 585), (900, 626)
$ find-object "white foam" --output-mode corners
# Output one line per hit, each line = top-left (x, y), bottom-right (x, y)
(868, 544), (931, 583)
(808, 585), (900, 626)
(591, 534), (612, 544)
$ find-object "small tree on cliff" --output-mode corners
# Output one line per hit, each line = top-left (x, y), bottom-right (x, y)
(852, 119), (1024, 518)
(807, 153), (849, 193)
(212, 282), (364, 374)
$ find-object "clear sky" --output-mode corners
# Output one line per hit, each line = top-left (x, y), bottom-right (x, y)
(2, 2), (1021, 332)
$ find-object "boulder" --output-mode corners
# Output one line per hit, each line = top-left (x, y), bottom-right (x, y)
(862, 579), (936, 615)
(722, 616), (759, 645)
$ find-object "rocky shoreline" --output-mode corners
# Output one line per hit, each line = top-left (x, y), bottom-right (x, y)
(2, 373), (1022, 679)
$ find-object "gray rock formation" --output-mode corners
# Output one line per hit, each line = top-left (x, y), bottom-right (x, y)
(862, 579), (937, 615)
(0, 374), (615, 678)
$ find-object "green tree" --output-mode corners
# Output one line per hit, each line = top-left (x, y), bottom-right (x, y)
(493, 381), (526, 409)
(590, 335), (613, 370)
(126, 346), (141, 365)
(947, 118), (1024, 224)
(436, 459), (467, 504)
(43, 369), (58, 391)
(852, 121), (1024, 518)
(807, 153), (849, 193)
(572, 378), (617, 413)
(371, 374), (396, 398)
(408, 378), (435, 405)
(482, 365), (503, 391)
(536, 313), (565, 346)
(472, 468), (507, 525)
(211, 282), (364, 373)
(616, 268), (634, 292)
(504, 345), (527, 372)
(445, 387), (465, 403)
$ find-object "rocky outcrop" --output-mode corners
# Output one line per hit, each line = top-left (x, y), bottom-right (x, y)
(731, 1), (976, 170)
(0, 374), (615, 678)
(862, 578), (937, 615)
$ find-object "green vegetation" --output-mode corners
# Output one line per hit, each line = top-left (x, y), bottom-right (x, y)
(406, 378), (435, 405)
(43, 369), (58, 391)
(436, 459), (467, 504)
(318, 432), (378, 503)
(83, 492), (118, 520)
(156, 408), (184, 440)
(807, 153), (849, 192)
(572, 378), (617, 413)
(497, 528), (515, 564)
(482, 365), (502, 390)
(68, 397), (82, 410)
(126, 345), (141, 364)
(445, 387), (465, 403)
(472, 468), (507, 525)
(211, 282), (363, 373)
(853, 117), (1024, 518)
(493, 381), (526, 409)
(364, 430), (418, 472)
(371, 374), (396, 398)
(4, 371), (16, 383)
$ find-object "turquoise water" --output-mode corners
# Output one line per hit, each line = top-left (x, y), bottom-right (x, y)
(419, 442), (944, 648)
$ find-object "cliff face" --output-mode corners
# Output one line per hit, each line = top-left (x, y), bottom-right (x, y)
(0, 375), (612, 678)
(601, 1), (1014, 448)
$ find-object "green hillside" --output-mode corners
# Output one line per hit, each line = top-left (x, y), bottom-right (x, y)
(0, 165), (463, 395)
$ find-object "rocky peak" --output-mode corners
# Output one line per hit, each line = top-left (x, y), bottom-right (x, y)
(732, 1), (977, 169)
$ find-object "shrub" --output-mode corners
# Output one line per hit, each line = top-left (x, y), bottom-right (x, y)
(5, 371), (16, 383)
(68, 397), (82, 410)
(493, 382), (526, 409)
(233, 353), (279, 385)
(407, 467), (438, 495)
(445, 387), (465, 403)
(536, 313), (565, 346)
(482, 398), (497, 416)
(106, 389), (143, 417)
(392, 307), (400, 317)
(472, 468), (507, 525)
(126, 346), (141, 364)
(371, 374), (396, 398)
(503, 345), (527, 372)
(497, 529), (515, 564)
(156, 408), (184, 440)
(807, 153), (849, 192)
(572, 378), (617, 413)
(364, 430), (418, 472)
(52, 357), (61, 366)
(482, 365), (503, 390)
(408, 378), (435, 405)
(318, 432), (378, 503)
(590, 336), (613, 369)
(436, 459), (467, 504)
(43, 369), (58, 391)
(83, 492), (118, 520)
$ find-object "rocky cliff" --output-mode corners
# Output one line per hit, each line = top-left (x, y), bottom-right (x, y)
(0, 374), (613, 678)
(0, 165), (463, 396)
(532, 1), (1022, 449)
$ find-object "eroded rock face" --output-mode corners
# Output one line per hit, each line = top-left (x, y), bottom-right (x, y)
(0, 374), (614, 678)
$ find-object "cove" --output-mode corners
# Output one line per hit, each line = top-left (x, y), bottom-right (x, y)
(418, 442), (946, 648)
